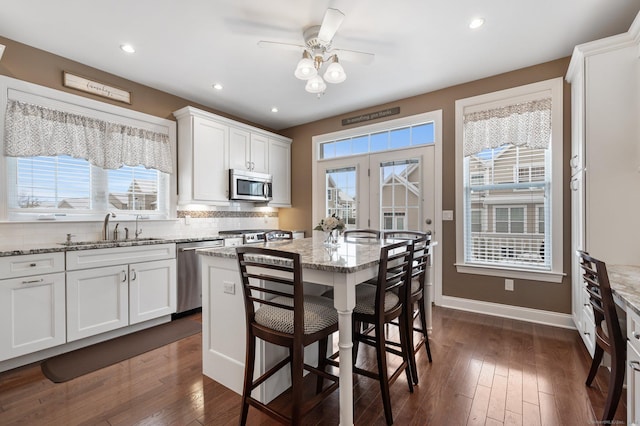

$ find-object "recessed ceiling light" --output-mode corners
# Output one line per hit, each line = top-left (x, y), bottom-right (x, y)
(213, 83), (223, 90)
(469, 18), (485, 29)
(271, 107), (279, 113)
(120, 44), (135, 53)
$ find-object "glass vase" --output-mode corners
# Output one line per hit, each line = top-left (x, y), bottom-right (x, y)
(324, 229), (340, 247)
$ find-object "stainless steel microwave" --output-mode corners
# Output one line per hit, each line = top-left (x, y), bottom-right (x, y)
(229, 169), (273, 202)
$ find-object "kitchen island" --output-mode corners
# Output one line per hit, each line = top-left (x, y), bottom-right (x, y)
(198, 236), (408, 426)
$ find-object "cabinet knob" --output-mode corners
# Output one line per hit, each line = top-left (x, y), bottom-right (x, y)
(21, 278), (44, 285)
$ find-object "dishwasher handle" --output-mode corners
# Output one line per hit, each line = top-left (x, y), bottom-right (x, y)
(178, 244), (223, 252)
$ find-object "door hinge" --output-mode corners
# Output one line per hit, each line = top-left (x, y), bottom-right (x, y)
(368, 219), (370, 227)
(367, 168), (370, 177)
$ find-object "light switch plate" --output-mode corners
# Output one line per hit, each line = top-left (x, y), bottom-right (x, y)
(223, 281), (235, 295)
(442, 210), (454, 221)
(505, 279), (514, 291)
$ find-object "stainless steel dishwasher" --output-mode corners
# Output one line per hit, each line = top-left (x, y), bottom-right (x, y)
(175, 239), (224, 316)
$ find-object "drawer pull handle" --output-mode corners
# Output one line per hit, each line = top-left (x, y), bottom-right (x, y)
(131, 270), (137, 281)
(29, 263), (37, 267)
(122, 271), (127, 282)
(584, 332), (590, 336)
(22, 278), (44, 285)
(630, 361), (640, 372)
(634, 332), (640, 340)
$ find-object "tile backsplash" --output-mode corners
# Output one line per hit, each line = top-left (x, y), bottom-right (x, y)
(0, 210), (280, 246)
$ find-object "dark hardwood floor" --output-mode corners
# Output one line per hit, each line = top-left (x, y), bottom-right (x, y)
(0, 307), (625, 425)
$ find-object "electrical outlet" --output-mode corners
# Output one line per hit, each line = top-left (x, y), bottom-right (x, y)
(505, 279), (514, 291)
(223, 281), (235, 295)
(442, 210), (454, 221)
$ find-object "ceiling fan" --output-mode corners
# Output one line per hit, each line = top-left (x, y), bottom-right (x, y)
(258, 8), (375, 95)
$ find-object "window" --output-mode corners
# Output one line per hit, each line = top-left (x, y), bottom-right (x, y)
(383, 212), (405, 230)
(455, 78), (563, 282)
(319, 122), (435, 160)
(2, 85), (175, 221)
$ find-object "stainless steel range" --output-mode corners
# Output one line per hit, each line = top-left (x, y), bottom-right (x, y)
(218, 229), (272, 244)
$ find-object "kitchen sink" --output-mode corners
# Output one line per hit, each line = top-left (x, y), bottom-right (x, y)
(58, 237), (165, 246)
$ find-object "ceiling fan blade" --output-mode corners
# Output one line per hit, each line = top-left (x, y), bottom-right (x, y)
(257, 40), (305, 53)
(332, 48), (375, 65)
(317, 8), (345, 44)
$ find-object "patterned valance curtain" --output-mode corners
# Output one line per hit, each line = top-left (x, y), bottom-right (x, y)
(463, 98), (552, 157)
(4, 99), (173, 173)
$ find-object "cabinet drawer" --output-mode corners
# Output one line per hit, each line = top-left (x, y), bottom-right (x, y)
(628, 308), (640, 355)
(66, 243), (176, 271)
(0, 252), (65, 279)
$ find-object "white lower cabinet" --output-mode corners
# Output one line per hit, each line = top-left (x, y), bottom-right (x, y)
(628, 342), (640, 425)
(0, 271), (66, 361)
(66, 244), (177, 341)
(129, 259), (176, 324)
(66, 265), (129, 342)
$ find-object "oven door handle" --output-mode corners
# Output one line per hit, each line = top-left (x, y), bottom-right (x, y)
(179, 245), (221, 252)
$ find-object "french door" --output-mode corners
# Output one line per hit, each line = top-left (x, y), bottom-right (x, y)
(316, 146), (434, 234)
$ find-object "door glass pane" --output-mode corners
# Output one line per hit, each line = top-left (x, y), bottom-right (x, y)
(325, 167), (357, 225)
(378, 158), (421, 231)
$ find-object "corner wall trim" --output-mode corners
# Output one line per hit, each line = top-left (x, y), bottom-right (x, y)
(439, 295), (575, 330)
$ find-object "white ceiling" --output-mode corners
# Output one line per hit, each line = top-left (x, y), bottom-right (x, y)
(1, 0), (639, 130)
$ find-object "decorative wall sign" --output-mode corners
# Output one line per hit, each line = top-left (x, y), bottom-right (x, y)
(63, 72), (131, 104)
(342, 107), (400, 126)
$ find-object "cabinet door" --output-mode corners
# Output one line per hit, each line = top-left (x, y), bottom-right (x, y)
(66, 265), (129, 341)
(268, 138), (291, 206)
(229, 127), (250, 171)
(193, 116), (229, 202)
(628, 342), (640, 425)
(250, 133), (268, 173)
(129, 259), (177, 324)
(0, 273), (66, 361)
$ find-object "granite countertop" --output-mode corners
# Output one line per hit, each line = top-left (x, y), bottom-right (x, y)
(198, 236), (389, 274)
(608, 265), (640, 318)
(0, 235), (224, 257)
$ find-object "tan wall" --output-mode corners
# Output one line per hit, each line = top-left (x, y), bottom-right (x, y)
(279, 58), (572, 314)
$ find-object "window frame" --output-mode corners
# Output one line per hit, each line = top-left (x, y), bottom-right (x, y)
(493, 205), (527, 234)
(454, 78), (564, 283)
(0, 75), (177, 222)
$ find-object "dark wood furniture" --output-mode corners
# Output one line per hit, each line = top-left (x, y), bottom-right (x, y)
(236, 246), (339, 425)
(264, 230), (293, 241)
(383, 231), (433, 384)
(579, 250), (626, 423)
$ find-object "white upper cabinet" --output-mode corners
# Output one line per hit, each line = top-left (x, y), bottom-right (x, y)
(229, 128), (268, 173)
(174, 106), (291, 207)
(268, 137), (292, 207)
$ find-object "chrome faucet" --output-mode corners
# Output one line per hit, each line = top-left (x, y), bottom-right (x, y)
(102, 212), (116, 240)
(134, 214), (143, 239)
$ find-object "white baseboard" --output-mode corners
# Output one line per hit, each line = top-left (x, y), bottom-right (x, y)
(440, 295), (575, 329)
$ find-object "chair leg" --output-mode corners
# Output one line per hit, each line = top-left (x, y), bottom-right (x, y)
(239, 333), (256, 426)
(375, 323), (394, 426)
(291, 343), (304, 424)
(399, 311), (415, 393)
(602, 354), (626, 422)
(417, 297), (432, 363)
(404, 304), (419, 386)
(316, 337), (329, 394)
(586, 344), (604, 387)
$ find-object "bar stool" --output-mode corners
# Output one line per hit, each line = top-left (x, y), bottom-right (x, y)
(343, 228), (381, 242)
(579, 251), (626, 423)
(236, 246), (339, 425)
(383, 231), (432, 385)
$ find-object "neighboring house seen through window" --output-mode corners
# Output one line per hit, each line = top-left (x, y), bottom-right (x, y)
(455, 78), (563, 282)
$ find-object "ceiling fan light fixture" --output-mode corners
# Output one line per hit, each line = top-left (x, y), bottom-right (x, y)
(305, 74), (326, 93)
(323, 56), (346, 84)
(294, 51), (317, 80)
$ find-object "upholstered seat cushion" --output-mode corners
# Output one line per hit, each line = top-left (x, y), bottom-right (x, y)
(323, 284), (400, 316)
(255, 295), (338, 335)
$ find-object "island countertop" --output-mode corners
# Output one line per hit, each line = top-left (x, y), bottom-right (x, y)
(608, 265), (640, 318)
(197, 236), (390, 274)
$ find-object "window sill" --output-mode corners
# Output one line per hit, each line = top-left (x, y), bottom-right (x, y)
(455, 263), (565, 283)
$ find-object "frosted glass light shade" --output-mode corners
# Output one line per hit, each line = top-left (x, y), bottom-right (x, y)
(294, 57), (317, 80)
(305, 75), (326, 93)
(324, 61), (346, 84)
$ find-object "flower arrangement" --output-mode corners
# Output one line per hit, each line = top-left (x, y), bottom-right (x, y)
(314, 213), (346, 233)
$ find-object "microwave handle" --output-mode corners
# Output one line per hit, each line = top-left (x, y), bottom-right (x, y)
(264, 182), (269, 198)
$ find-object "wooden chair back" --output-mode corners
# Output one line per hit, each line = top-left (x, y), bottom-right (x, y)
(343, 229), (381, 242)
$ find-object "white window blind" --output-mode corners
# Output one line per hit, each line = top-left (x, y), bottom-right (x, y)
(463, 100), (551, 270)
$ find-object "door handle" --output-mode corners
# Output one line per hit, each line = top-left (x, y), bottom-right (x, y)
(122, 270), (127, 282)
(131, 269), (137, 281)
